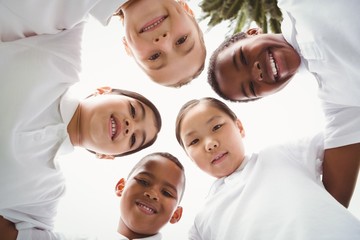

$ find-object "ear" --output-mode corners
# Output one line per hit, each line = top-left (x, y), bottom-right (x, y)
(235, 119), (245, 137)
(122, 37), (133, 56)
(94, 86), (112, 96)
(246, 28), (263, 36)
(95, 153), (115, 160)
(170, 206), (183, 224)
(115, 178), (126, 197)
(177, 0), (194, 17)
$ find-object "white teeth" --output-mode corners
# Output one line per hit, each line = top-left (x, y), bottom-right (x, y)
(138, 203), (155, 213)
(111, 117), (116, 138)
(269, 53), (278, 77)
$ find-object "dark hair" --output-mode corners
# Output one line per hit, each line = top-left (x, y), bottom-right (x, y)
(207, 32), (258, 103)
(128, 152), (186, 202)
(175, 97), (237, 148)
(87, 88), (162, 157)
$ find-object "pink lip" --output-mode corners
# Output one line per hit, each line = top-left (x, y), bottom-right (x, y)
(136, 200), (158, 215)
(211, 152), (228, 165)
(139, 15), (167, 33)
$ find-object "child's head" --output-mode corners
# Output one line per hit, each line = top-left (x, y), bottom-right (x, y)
(175, 97), (246, 178)
(72, 87), (162, 159)
(115, 152), (185, 239)
(207, 28), (301, 102)
(118, 0), (206, 87)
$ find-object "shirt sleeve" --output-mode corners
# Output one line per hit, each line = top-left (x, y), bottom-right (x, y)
(285, 132), (324, 180)
(0, 0), (126, 42)
(322, 102), (360, 149)
(17, 228), (98, 240)
(188, 223), (202, 240)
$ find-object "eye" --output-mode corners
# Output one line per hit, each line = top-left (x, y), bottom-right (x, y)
(176, 35), (188, 45)
(162, 189), (174, 198)
(148, 52), (161, 61)
(135, 178), (149, 187)
(188, 138), (199, 147)
(130, 103), (136, 118)
(130, 134), (136, 148)
(213, 124), (222, 131)
(240, 47), (247, 65)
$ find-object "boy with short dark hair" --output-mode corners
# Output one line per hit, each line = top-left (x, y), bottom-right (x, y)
(113, 152), (186, 239)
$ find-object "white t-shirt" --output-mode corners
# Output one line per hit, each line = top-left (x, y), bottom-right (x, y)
(189, 133), (360, 239)
(0, 0), (128, 42)
(278, 0), (360, 149)
(0, 24), (84, 239)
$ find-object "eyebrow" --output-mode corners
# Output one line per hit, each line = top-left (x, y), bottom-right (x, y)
(184, 115), (221, 138)
(241, 83), (249, 98)
(137, 101), (146, 148)
(232, 50), (240, 71)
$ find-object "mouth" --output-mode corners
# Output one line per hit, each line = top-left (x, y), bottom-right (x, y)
(109, 115), (120, 141)
(139, 15), (168, 33)
(136, 200), (158, 215)
(211, 152), (228, 165)
(268, 51), (279, 82)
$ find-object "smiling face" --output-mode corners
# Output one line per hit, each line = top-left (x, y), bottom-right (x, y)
(121, 0), (205, 87)
(179, 101), (246, 178)
(77, 94), (158, 156)
(215, 31), (301, 101)
(118, 155), (185, 237)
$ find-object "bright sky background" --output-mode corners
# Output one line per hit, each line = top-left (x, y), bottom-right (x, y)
(54, 1), (360, 239)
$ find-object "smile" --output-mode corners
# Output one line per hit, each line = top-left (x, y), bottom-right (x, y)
(211, 152), (228, 165)
(136, 201), (157, 215)
(139, 16), (168, 33)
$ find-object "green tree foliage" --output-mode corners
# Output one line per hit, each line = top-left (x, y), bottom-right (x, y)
(198, 0), (283, 34)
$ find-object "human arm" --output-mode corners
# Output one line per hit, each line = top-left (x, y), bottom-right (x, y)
(321, 104), (360, 207)
(322, 143), (360, 208)
(0, 216), (17, 240)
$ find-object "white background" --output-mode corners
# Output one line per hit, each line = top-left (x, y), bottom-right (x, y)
(54, 2), (360, 239)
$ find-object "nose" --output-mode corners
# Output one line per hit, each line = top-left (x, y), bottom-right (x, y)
(153, 31), (169, 43)
(206, 139), (219, 152)
(144, 190), (159, 201)
(252, 61), (263, 82)
(124, 119), (133, 136)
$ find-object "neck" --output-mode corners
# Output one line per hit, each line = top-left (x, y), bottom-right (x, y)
(117, 218), (154, 239)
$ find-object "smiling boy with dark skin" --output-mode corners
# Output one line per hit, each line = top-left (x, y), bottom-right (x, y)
(114, 152), (186, 239)
(207, 0), (360, 208)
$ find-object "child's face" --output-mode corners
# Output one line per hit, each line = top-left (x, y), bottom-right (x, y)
(179, 103), (246, 178)
(215, 33), (301, 101)
(78, 94), (158, 156)
(119, 155), (184, 236)
(121, 0), (205, 87)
